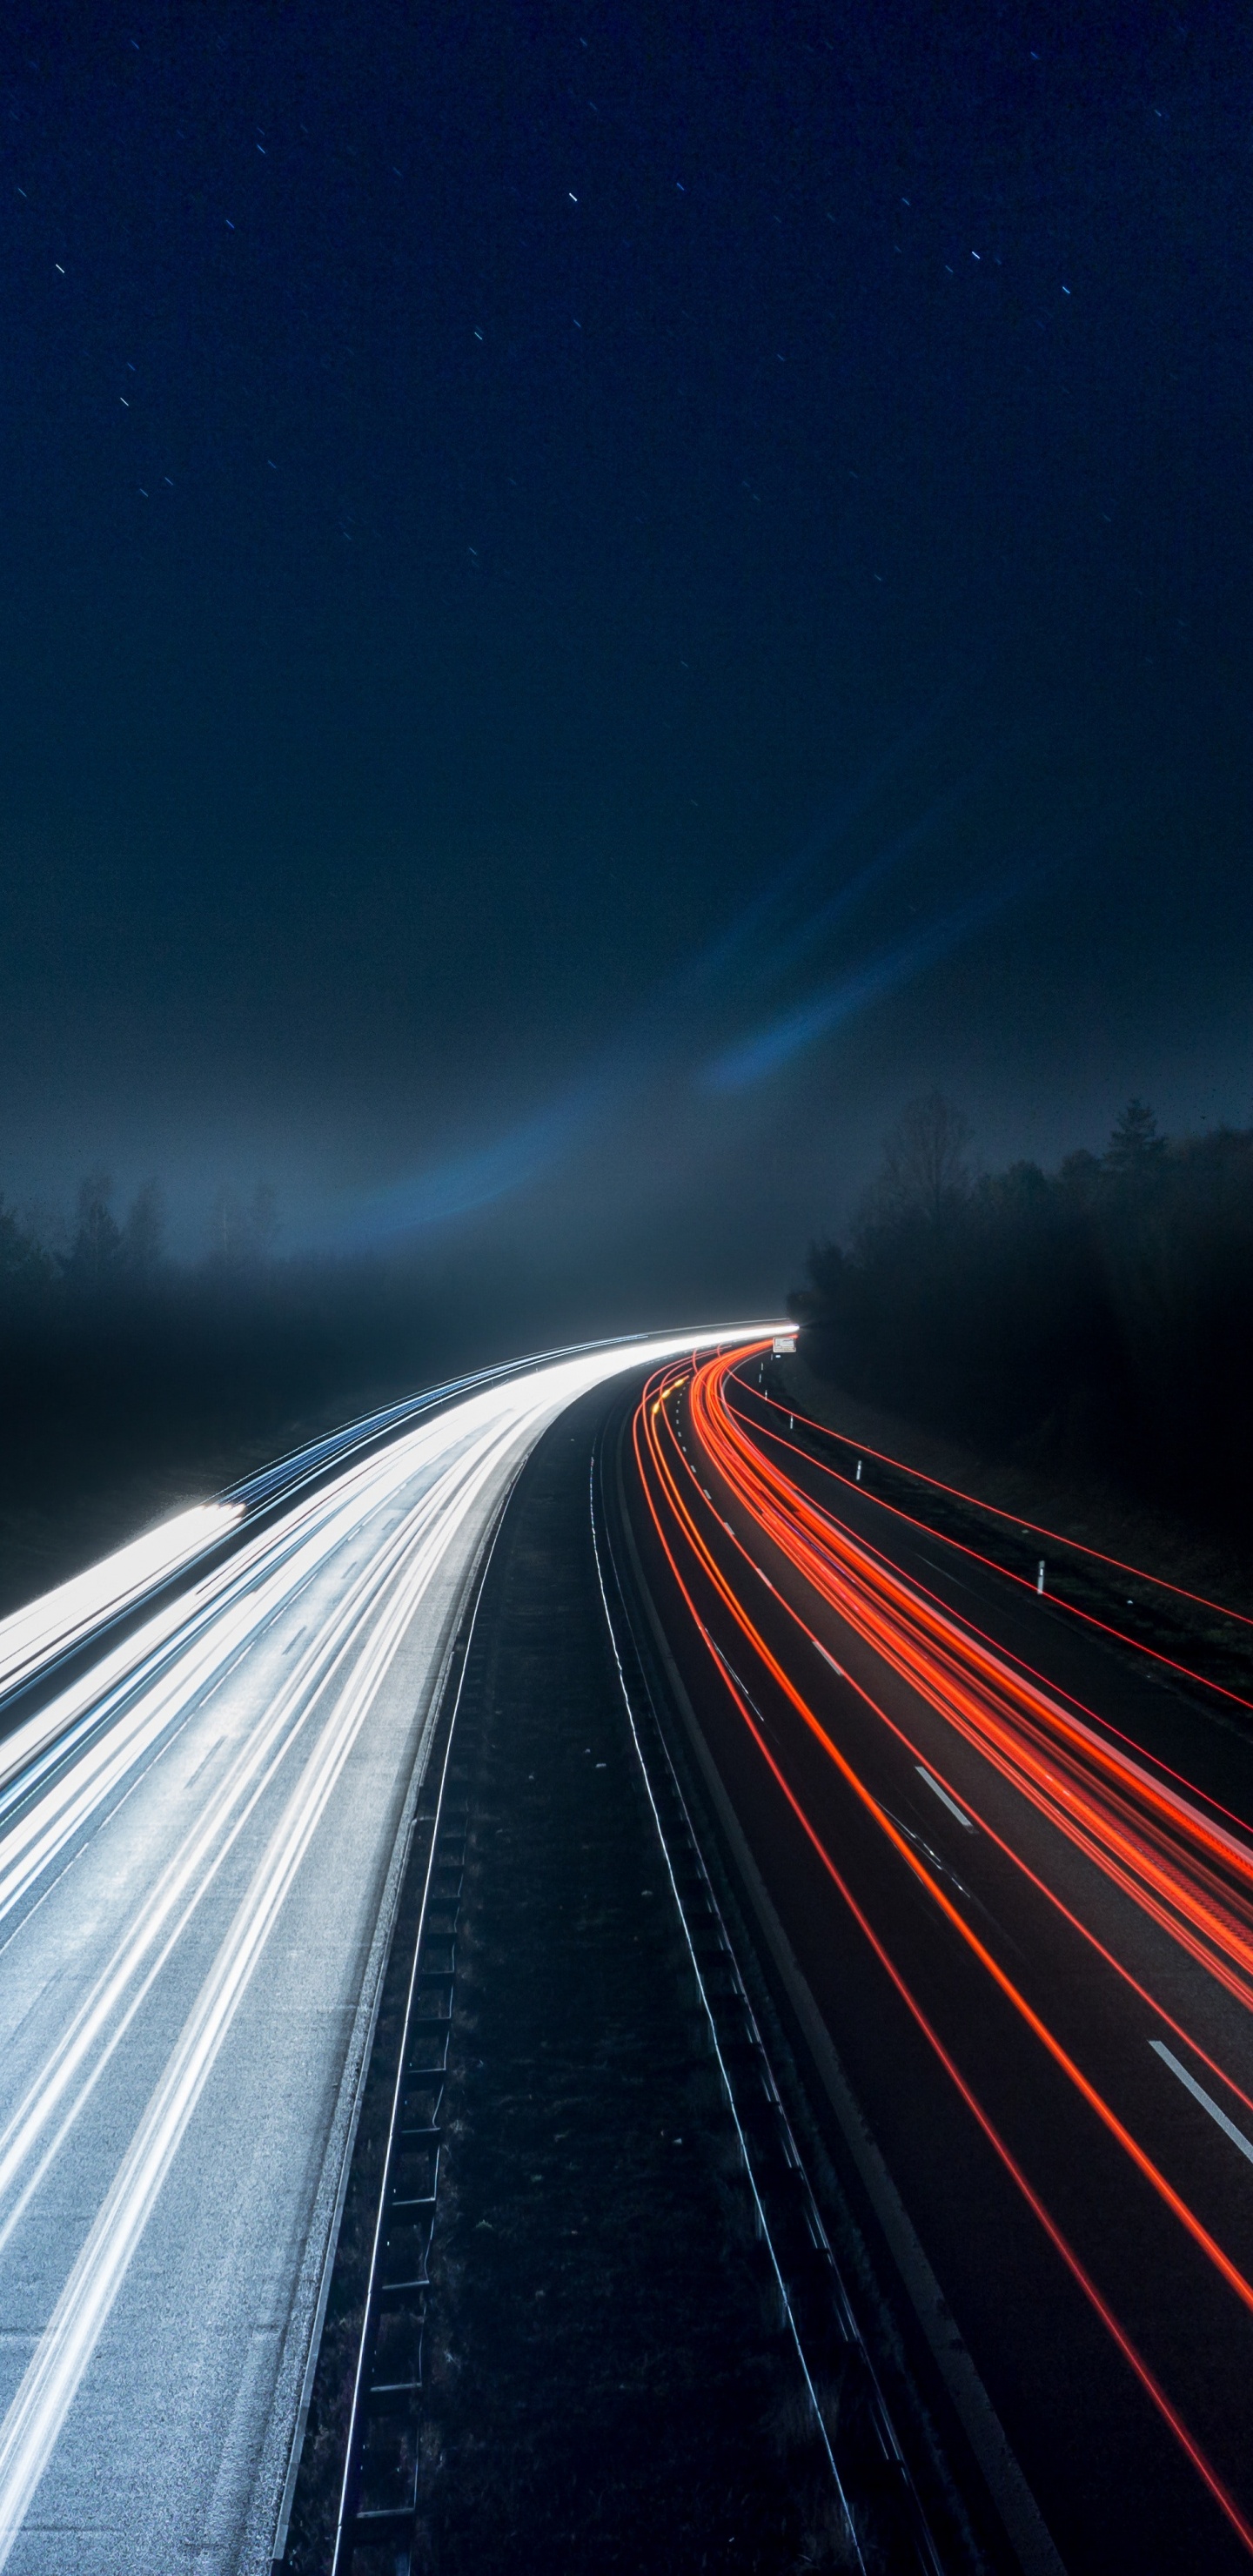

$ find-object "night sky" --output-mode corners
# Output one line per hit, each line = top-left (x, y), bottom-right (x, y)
(3, 4), (1251, 1323)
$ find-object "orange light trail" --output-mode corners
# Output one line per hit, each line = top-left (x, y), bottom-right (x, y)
(747, 1372), (1253, 1633)
(731, 1380), (1253, 1717)
(631, 1346), (1253, 2555)
(732, 1376), (1253, 1844)
(688, 1357), (1253, 2011)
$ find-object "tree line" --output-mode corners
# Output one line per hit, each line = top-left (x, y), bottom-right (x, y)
(0, 1177), (338, 1459)
(0, 1177), (460, 1599)
(789, 1093), (1253, 1532)
(0, 1175), (279, 1300)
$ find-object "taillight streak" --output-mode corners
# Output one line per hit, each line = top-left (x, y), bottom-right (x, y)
(694, 1361), (1253, 2002)
(632, 1358), (1253, 2553)
(678, 1372), (1253, 2135)
(741, 1369), (1253, 1638)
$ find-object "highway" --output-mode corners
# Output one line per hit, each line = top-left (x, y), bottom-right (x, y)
(0, 1328), (756, 2576)
(628, 1345), (1253, 2574)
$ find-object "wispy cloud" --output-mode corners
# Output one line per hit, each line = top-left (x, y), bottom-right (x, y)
(677, 682), (968, 998)
(700, 876), (1029, 1096)
(316, 706), (1083, 1248)
(748, 752), (1012, 992)
(332, 1087), (607, 1243)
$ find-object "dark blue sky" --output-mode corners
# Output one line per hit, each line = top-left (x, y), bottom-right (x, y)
(2, 3), (1250, 1313)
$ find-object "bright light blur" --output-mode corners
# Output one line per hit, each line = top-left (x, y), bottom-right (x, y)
(0, 1329), (781, 1719)
(0, 1504), (245, 1702)
(0, 1321), (783, 2563)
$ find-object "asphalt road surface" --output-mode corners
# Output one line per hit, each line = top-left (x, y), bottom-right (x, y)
(0, 1329), (754, 2576)
(628, 1345), (1253, 2575)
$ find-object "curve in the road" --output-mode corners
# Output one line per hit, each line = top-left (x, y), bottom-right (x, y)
(0, 1327), (768, 2574)
(631, 1346), (1253, 2570)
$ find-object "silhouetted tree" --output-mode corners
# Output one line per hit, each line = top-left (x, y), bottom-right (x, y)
(1105, 1097), (1167, 1179)
(207, 1181), (279, 1271)
(0, 1199), (51, 1299)
(870, 1090), (972, 1227)
(63, 1177), (124, 1297)
(789, 1097), (1253, 1528)
(121, 1181), (165, 1280)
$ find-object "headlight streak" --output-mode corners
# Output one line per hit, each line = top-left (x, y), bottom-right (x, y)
(634, 1354), (1253, 2558)
(0, 1411), (511, 1938)
(0, 1505), (246, 1706)
(0, 1325), (771, 2561)
(0, 1343), (713, 1817)
(0, 1394), (546, 2564)
(0, 1349), (705, 1921)
(0, 1416), (533, 2274)
(0, 1335), (765, 1889)
(0, 1430), (446, 1817)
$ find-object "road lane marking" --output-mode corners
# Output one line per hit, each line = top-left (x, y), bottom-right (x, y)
(589, 1466), (866, 2569)
(914, 1549), (982, 1601)
(1150, 2041), (1253, 2169)
(814, 1641), (844, 1676)
(915, 1766), (976, 1832)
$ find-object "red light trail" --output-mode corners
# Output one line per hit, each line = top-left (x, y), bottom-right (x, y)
(750, 1380), (1253, 1636)
(631, 1343), (1253, 2558)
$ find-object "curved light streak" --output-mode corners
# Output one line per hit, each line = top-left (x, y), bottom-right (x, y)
(700, 882), (1023, 1093)
(0, 1503), (244, 1704)
(0, 1325), (770, 2563)
(633, 1348), (1253, 2553)
(689, 1360), (1253, 2002)
(750, 1378), (1253, 1636)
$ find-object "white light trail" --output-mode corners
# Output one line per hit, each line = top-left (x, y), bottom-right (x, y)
(0, 1326), (775, 2561)
(0, 1504), (244, 1704)
(0, 1397), (530, 2558)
